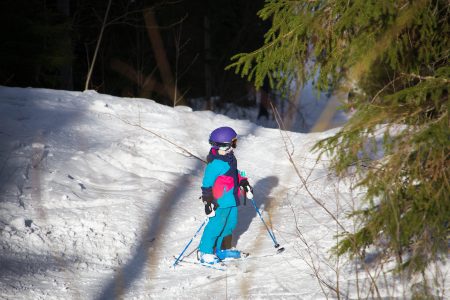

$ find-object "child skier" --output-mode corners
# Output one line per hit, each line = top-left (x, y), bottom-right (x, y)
(198, 126), (253, 264)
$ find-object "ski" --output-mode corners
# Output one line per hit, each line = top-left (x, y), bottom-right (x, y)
(173, 256), (226, 271)
(220, 250), (286, 266)
(172, 249), (281, 271)
(219, 251), (250, 262)
(173, 252), (249, 271)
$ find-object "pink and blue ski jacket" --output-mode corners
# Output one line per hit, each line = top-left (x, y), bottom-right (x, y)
(201, 148), (246, 208)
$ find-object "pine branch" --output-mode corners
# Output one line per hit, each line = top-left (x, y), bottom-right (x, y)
(401, 72), (450, 83)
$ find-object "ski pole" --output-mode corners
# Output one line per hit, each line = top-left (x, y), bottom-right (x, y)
(248, 191), (285, 253)
(173, 217), (208, 267)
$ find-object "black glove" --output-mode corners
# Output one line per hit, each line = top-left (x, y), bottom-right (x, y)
(239, 179), (253, 205)
(204, 201), (216, 215)
(204, 198), (219, 215)
(201, 187), (218, 215)
(239, 179), (253, 193)
(201, 193), (213, 205)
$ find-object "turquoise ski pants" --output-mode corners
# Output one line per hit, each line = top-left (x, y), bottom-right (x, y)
(199, 206), (238, 254)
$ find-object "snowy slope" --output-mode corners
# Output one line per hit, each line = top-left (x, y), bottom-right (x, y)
(0, 86), (446, 299)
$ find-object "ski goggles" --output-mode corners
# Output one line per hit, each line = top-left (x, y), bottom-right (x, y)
(210, 137), (237, 149)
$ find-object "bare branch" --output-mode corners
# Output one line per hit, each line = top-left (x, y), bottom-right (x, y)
(101, 112), (206, 164)
(84, 0), (112, 91)
(271, 101), (348, 233)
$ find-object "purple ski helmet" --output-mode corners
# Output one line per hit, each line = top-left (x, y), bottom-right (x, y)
(209, 126), (238, 149)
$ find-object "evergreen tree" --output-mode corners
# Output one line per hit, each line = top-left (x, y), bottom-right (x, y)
(228, 0), (449, 287)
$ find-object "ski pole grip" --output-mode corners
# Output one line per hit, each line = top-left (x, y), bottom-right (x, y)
(246, 190), (254, 199)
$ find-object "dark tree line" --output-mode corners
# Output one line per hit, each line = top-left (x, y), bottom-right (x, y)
(0, 0), (267, 107)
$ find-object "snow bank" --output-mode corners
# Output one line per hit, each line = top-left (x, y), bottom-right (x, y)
(0, 86), (447, 299)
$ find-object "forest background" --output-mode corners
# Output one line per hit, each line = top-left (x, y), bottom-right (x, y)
(0, 0), (271, 111)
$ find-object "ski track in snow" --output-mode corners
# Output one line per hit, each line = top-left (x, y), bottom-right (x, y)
(0, 87), (448, 299)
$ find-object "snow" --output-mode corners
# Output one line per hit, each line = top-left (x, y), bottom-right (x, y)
(0, 86), (447, 299)
(190, 78), (348, 134)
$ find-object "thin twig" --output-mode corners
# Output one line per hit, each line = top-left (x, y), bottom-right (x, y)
(271, 102), (348, 233)
(370, 75), (405, 103)
(288, 200), (349, 299)
(102, 112), (207, 164)
(85, 0), (112, 90)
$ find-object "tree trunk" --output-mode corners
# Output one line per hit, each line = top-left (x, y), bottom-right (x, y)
(204, 15), (213, 110)
(57, 0), (73, 90)
(143, 9), (185, 105)
(283, 83), (302, 130)
(110, 59), (166, 98)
